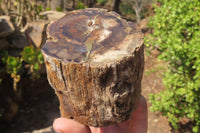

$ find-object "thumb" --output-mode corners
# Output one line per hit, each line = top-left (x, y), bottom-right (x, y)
(53, 118), (91, 133)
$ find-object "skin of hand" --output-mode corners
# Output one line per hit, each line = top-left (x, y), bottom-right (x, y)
(53, 95), (147, 133)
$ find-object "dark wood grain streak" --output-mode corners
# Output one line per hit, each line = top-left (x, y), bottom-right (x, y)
(42, 8), (144, 127)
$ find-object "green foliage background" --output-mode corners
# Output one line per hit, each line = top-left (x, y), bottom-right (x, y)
(1, 46), (44, 81)
(145, 0), (200, 132)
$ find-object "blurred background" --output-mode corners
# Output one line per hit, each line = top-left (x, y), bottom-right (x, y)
(0, 0), (199, 133)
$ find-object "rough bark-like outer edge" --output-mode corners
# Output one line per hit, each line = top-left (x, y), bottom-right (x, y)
(41, 9), (144, 127)
(42, 44), (144, 127)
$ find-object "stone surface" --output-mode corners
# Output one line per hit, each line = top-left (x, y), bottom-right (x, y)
(0, 16), (15, 38)
(139, 18), (149, 33)
(0, 39), (10, 50)
(10, 31), (29, 49)
(8, 49), (23, 57)
(28, 20), (49, 48)
(39, 11), (66, 21)
(42, 8), (144, 127)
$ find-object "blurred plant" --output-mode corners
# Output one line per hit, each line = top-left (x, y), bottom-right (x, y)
(76, 0), (96, 7)
(146, 0), (200, 132)
(0, 0), (44, 28)
(46, 7), (51, 11)
(97, 0), (107, 5)
(111, 0), (121, 12)
(132, 0), (143, 22)
(76, 2), (87, 9)
(120, 0), (145, 22)
(21, 46), (44, 79)
(1, 51), (22, 100)
(0, 46), (44, 100)
(56, 7), (63, 11)
(120, 2), (135, 15)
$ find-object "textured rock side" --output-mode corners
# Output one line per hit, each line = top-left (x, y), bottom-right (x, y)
(0, 39), (10, 50)
(39, 11), (66, 21)
(0, 16), (15, 38)
(43, 44), (144, 127)
(42, 8), (144, 127)
(28, 20), (49, 48)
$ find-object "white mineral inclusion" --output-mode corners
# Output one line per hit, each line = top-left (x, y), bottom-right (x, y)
(92, 50), (128, 63)
(86, 17), (132, 64)
(97, 19), (117, 43)
(87, 18), (113, 43)
(87, 19), (95, 32)
(92, 35), (134, 64)
(102, 19), (118, 28)
(98, 29), (111, 43)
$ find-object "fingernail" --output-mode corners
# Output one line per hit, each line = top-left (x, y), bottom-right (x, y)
(54, 130), (60, 133)
(53, 128), (60, 133)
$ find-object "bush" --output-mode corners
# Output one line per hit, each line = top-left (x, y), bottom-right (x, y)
(21, 46), (44, 79)
(120, 2), (135, 15)
(76, 2), (87, 9)
(97, 0), (107, 5)
(0, 46), (44, 99)
(145, 0), (200, 132)
(0, 0), (44, 28)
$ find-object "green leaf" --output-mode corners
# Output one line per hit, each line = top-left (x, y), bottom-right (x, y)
(33, 63), (39, 71)
(147, 0), (200, 130)
(46, 7), (51, 11)
(76, 2), (87, 9)
(20, 46), (44, 79)
(192, 126), (199, 133)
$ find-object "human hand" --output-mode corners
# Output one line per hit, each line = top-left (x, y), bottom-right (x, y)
(53, 95), (147, 133)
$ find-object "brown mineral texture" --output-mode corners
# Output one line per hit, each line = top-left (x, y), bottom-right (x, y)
(41, 8), (144, 127)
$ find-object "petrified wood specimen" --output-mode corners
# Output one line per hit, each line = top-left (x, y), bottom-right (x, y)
(41, 8), (144, 127)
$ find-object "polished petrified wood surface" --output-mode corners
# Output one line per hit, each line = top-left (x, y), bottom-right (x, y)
(42, 8), (144, 127)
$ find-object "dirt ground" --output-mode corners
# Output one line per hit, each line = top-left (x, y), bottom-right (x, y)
(142, 49), (171, 133)
(0, 75), (60, 133)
